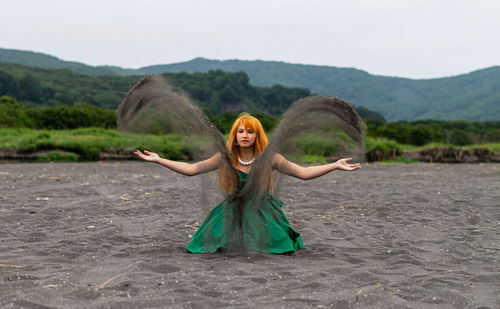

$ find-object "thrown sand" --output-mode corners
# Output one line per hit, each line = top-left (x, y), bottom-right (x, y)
(0, 162), (499, 308)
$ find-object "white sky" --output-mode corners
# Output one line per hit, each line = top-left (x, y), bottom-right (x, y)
(2, 0), (499, 79)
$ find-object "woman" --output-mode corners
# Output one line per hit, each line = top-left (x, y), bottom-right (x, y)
(135, 113), (361, 254)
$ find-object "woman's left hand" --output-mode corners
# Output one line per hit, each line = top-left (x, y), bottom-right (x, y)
(335, 158), (361, 171)
(135, 150), (160, 163)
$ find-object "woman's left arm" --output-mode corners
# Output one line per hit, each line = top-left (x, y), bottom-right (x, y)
(272, 153), (361, 180)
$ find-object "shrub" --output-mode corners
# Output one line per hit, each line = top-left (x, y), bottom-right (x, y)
(365, 137), (402, 161)
(296, 154), (327, 164)
(449, 130), (471, 146)
(408, 126), (431, 146)
(37, 152), (79, 162)
(484, 129), (500, 143)
(282, 134), (339, 157)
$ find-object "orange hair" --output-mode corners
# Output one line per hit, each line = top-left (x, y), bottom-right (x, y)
(219, 113), (269, 193)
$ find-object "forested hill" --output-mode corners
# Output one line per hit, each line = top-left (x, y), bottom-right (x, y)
(0, 48), (118, 76)
(1, 48), (499, 121)
(138, 59), (500, 122)
(0, 61), (329, 117)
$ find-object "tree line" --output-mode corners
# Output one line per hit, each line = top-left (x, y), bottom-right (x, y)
(366, 118), (500, 145)
(2, 96), (499, 146)
(0, 96), (116, 129)
(0, 62), (311, 115)
(0, 61), (385, 120)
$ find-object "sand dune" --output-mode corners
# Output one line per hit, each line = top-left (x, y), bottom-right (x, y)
(0, 162), (498, 308)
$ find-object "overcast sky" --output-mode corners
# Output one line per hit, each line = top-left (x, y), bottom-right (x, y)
(2, 0), (499, 79)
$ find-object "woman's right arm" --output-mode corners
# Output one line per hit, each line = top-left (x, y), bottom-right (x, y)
(135, 150), (220, 176)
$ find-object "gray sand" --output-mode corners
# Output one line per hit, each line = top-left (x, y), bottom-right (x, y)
(0, 162), (499, 308)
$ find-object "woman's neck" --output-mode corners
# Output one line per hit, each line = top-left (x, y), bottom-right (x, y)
(239, 147), (255, 161)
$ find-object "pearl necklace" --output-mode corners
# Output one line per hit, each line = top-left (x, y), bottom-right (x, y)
(238, 156), (255, 166)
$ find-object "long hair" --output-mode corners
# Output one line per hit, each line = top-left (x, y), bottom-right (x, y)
(219, 113), (269, 193)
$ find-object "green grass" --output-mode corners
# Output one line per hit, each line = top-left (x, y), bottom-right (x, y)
(378, 157), (420, 165)
(291, 154), (327, 164)
(368, 136), (500, 153)
(0, 128), (193, 161)
(1, 128), (498, 163)
(398, 141), (500, 152)
(37, 152), (79, 162)
(281, 132), (355, 157)
(478, 143), (500, 152)
(282, 134), (338, 157)
(365, 137), (402, 161)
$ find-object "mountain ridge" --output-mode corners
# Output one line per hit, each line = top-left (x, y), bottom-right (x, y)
(1, 48), (499, 121)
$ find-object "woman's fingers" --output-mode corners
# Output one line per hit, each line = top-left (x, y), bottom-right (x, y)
(340, 158), (361, 169)
(337, 158), (361, 171)
(135, 150), (150, 161)
(135, 149), (160, 162)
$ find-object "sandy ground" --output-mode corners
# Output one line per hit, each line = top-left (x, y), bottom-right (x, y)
(0, 161), (499, 308)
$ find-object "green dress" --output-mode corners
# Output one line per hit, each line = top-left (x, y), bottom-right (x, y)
(186, 170), (304, 254)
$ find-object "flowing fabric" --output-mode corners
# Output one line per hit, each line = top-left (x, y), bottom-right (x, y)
(186, 171), (304, 254)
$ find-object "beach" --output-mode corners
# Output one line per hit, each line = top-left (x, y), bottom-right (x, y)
(0, 162), (499, 308)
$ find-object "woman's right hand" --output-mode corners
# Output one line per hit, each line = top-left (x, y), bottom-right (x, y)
(135, 150), (160, 163)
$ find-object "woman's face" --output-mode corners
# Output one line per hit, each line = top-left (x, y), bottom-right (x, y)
(236, 123), (256, 148)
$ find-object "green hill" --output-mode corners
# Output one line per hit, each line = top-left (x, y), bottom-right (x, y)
(0, 61), (320, 117)
(1, 48), (499, 121)
(140, 59), (500, 122)
(0, 48), (119, 76)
